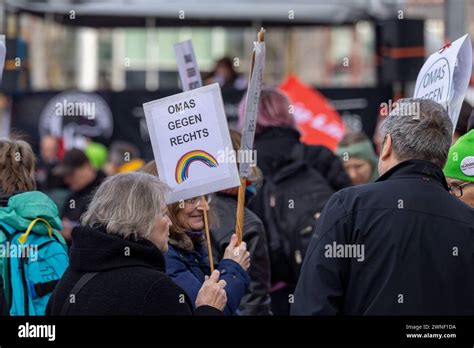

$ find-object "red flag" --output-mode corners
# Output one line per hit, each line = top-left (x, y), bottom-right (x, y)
(279, 75), (345, 151)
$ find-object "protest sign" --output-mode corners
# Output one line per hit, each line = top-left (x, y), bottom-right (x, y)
(143, 83), (239, 204)
(174, 40), (214, 271)
(414, 34), (472, 132)
(235, 28), (265, 244)
(174, 40), (203, 91)
(239, 32), (265, 178)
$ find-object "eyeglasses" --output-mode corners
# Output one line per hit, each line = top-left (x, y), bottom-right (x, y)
(449, 182), (474, 198)
(184, 194), (213, 207)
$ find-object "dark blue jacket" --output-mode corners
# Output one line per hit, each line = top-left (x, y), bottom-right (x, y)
(165, 237), (250, 315)
(292, 160), (474, 315)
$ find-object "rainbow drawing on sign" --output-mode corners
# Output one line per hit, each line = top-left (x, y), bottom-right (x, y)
(175, 150), (219, 184)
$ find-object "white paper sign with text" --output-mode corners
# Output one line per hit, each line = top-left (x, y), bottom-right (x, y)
(174, 40), (203, 92)
(414, 34), (472, 131)
(144, 83), (239, 203)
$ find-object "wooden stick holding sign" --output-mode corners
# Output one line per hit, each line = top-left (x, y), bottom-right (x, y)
(235, 28), (266, 245)
(174, 40), (214, 270)
(200, 195), (214, 272)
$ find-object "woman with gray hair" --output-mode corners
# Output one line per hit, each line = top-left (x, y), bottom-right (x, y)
(46, 172), (227, 315)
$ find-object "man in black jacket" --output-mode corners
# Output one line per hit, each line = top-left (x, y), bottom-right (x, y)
(292, 98), (474, 315)
(53, 149), (106, 243)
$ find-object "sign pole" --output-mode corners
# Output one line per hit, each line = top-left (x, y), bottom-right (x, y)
(235, 28), (265, 245)
(200, 195), (214, 273)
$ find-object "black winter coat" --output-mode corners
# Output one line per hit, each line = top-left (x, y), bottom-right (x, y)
(249, 127), (352, 220)
(291, 160), (474, 315)
(211, 194), (272, 315)
(61, 171), (106, 223)
(46, 225), (221, 315)
(253, 126), (351, 191)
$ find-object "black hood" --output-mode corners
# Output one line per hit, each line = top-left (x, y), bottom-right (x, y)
(256, 126), (300, 148)
(254, 127), (301, 175)
(69, 225), (165, 273)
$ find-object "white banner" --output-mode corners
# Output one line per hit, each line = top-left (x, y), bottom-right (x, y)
(414, 34), (472, 132)
(144, 83), (240, 204)
(240, 41), (265, 177)
(174, 40), (203, 91)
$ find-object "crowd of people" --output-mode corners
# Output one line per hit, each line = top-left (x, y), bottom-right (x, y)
(0, 86), (474, 316)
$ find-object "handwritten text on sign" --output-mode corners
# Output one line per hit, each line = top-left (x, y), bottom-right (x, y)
(414, 34), (472, 131)
(415, 58), (450, 103)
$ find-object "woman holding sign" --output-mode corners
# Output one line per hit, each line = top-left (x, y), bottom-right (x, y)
(47, 172), (228, 316)
(142, 162), (251, 316)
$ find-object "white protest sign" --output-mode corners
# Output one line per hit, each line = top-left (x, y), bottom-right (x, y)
(414, 34), (472, 132)
(0, 35), (6, 82)
(144, 83), (239, 204)
(240, 39), (265, 178)
(174, 40), (203, 91)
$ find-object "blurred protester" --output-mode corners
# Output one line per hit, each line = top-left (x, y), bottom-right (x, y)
(211, 129), (271, 315)
(36, 135), (69, 213)
(0, 138), (37, 314)
(53, 149), (106, 243)
(141, 162), (250, 315)
(444, 130), (474, 208)
(292, 99), (474, 315)
(104, 141), (144, 176)
(245, 89), (351, 190)
(0, 138), (68, 316)
(336, 131), (379, 185)
(47, 172), (226, 315)
(36, 135), (64, 191)
(243, 88), (351, 315)
(453, 100), (473, 143)
(205, 57), (247, 90)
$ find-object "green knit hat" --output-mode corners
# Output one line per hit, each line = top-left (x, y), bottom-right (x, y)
(444, 129), (474, 182)
(336, 139), (379, 182)
(85, 142), (108, 170)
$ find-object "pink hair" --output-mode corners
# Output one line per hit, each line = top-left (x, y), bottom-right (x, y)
(238, 88), (295, 134)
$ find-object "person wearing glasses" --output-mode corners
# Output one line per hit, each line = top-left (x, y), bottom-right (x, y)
(444, 129), (474, 208)
(141, 161), (250, 316)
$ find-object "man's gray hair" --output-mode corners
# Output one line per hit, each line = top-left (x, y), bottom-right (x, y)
(82, 172), (169, 240)
(380, 98), (453, 168)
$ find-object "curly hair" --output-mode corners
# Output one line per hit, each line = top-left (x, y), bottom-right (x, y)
(0, 138), (36, 194)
